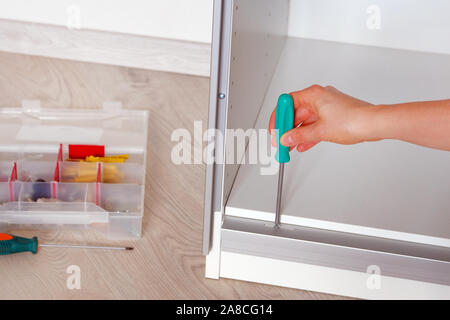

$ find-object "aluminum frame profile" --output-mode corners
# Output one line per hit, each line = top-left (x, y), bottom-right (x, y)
(202, 0), (233, 255)
(221, 216), (450, 286)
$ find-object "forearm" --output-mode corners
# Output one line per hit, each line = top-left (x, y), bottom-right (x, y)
(360, 100), (450, 151)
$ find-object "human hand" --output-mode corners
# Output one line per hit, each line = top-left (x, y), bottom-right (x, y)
(269, 85), (374, 152)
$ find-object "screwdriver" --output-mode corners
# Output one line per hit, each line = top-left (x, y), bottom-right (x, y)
(0, 233), (133, 255)
(274, 94), (294, 227)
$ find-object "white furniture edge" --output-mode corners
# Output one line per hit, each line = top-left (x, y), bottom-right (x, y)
(205, 211), (222, 279)
(0, 18), (211, 77)
(220, 251), (450, 300)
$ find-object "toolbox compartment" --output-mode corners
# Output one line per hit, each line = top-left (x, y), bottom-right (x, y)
(0, 106), (148, 240)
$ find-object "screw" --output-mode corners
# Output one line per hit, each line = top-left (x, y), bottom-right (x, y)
(218, 93), (226, 99)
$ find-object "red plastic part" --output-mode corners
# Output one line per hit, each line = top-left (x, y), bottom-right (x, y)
(8, 162), (17, 202)
(0, 233), (13, 240)
(53, 161), (60, 182)
(53, 148), (61, 198)
(51, 181), (58, 199)
(9, 162), (17, 181)
(57, 144), (63, 161)
(68, 144), (105, 159)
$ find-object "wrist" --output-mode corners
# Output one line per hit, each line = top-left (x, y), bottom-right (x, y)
(353, 105), (388, 143)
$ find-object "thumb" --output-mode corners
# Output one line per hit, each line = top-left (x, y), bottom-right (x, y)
(280, 123), (321, 147)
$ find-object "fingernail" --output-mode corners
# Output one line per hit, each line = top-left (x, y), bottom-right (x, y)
(281, 135), (293, 147)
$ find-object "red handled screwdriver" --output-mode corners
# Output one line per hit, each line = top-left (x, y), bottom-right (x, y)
(0, 233), (133, 255)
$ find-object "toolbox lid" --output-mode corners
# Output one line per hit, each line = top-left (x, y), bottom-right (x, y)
(0, 106), (149, 157)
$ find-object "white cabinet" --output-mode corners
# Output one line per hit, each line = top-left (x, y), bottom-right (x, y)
(203, 0), (450, 299)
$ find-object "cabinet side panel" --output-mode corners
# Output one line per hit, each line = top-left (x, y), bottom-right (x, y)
(223, 0), (289, 205)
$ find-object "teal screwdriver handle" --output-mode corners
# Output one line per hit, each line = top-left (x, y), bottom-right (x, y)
(0, 233), (38, 255)
(275, 94), (295, 163)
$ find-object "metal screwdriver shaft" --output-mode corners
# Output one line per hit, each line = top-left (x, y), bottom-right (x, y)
(40, 244), (133, 251)
(274, 94), (294, 228)
(275, 163), (285, 227)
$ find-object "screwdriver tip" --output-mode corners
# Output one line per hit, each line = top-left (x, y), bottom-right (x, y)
(125, 247), (134, 251)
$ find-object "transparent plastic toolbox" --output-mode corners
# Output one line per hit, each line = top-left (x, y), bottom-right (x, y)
(0, 104), (148, 240)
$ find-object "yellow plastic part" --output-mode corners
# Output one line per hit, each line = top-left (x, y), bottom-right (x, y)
(62, 154), (128, 183)
(84, 154), (129, 163)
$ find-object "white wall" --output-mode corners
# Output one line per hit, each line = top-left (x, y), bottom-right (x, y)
(3, 0), (449, 52)
(0, 0), (213, 43)
(288, 0), (450, 55)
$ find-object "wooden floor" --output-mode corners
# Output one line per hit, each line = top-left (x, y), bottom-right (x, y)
(0, 52), (344, 299)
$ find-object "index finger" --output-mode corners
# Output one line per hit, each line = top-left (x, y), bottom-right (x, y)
(268, 89), (320, 135)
